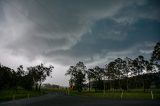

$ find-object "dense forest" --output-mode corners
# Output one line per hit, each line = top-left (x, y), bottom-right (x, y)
(66, 42), (160, 92)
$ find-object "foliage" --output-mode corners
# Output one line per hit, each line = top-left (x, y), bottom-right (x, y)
(27, 64), (54, 91)
(66, 42), (160, 92)
(151, 42), (160, 70)
(65, 61), (86, 92)
(0, 63), (54, 91)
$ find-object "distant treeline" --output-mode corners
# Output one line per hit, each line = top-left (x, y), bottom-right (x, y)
(66, 42), (160, 92)
(89, 72), (160, 92)
(43, 83), (60, 89)
(0, 63), (54, 91)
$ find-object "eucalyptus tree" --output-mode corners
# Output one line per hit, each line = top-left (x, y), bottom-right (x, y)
(65, 61), (86, 92)
(17, 65), (25, 76)
(65, 66), (76, 89)
(93, 66), (105, 91)
(93, 66), (104, 81)
(104, 64), (110, 90)
(0, 64), (12, 89)
(86, 68), (95, 92)
(151, 42), (160, 71)
(11, 65), (25, 91)
(114, 58), (125, 89)
(21, 72), (34, 90)
(27, 63), (54, 91)
(143, 60), (156, 90)
(145, 60), (156, 74)
(132, 56), (149, 90)
(123, 57), (133, 90)
(16, 65), (25, 87)
(75, 62), (86, 92)
(133, 56), (146, 76)
(107, 61), (117, 90)
(150, 42), (160, 88)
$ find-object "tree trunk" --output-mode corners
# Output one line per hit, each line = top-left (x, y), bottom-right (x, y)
(119, 79), (121, 90)
(143, 76), (145, 93)
(88, 79), (90, 92)
(126, 77), (128, 91)
(35, 84), (38, 91)
(39, 83), (41, 91)
(109, 79), (112, 91)
(103, 80), (105, 94)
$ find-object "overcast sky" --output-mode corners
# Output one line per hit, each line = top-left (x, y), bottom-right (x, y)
(0, 0), (160, 86)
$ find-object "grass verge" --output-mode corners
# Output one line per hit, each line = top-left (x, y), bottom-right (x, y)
(0, 89), (45, 102)
(69, 89), (160, 100)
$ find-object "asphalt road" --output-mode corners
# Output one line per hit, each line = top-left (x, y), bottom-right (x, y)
(0, 92), (160, 106)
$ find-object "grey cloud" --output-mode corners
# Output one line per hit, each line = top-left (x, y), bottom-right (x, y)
(113, 0), (160, 24)
(0, 0), (160, 86)
(1, 0), (142, 50)
(0, 0), (159, 66)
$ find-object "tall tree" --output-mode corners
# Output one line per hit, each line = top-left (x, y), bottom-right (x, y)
(114, 58), (124, 89)
(27, 64), (54, 91)
(151, 42), (160, 71)
(17, 65), (25, 77)
(93, 66), (105, 91)
(0, 64), (12, 89)
(86, 68), (95, 92)
(65, 61), (86, 92)
(106, 61), (117, 90)
(132, 56), (149, 91)
(150, 42), (160, 88)
(75, 62), (86, 92)
(123, 57), (132, 90)
(133, 56), (146, 76)
(16, 65), (25, 88)
(65, 66), (76, 89)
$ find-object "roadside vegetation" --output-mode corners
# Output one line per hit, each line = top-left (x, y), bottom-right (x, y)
(68, 89), (160, 99)
(0, 63), (54, 101)
(65, 42), (160, 99)
(0, 89), (45, 102)
(0, 42), (160, 101)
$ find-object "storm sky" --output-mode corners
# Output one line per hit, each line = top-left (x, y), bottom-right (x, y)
(0, 0), (160, 86)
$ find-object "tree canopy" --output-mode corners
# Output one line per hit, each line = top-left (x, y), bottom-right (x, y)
(66, 42), (160, 92)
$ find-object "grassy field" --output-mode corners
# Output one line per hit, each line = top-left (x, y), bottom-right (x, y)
(44, 88), (67, 93)
(68, 89), (160, 100)
(0, 89), (45, 102)
(0, 88), (67, 102)
(0, 88), (160, 102)
(42, 88), (160, 99)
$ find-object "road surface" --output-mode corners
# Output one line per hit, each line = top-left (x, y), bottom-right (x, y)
(0, 92), (160, 106)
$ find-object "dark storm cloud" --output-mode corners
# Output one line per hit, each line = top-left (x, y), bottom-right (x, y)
(0, 0), (160, 66)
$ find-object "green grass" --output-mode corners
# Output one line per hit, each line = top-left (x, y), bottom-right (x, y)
(0, 88), (68, 102)
(41, 88), (160, 100)
(1, 88), (159, 102)
(44, 88), (67, 93)
(0, 89), (45, 102)
(69, 89), (160, 100)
